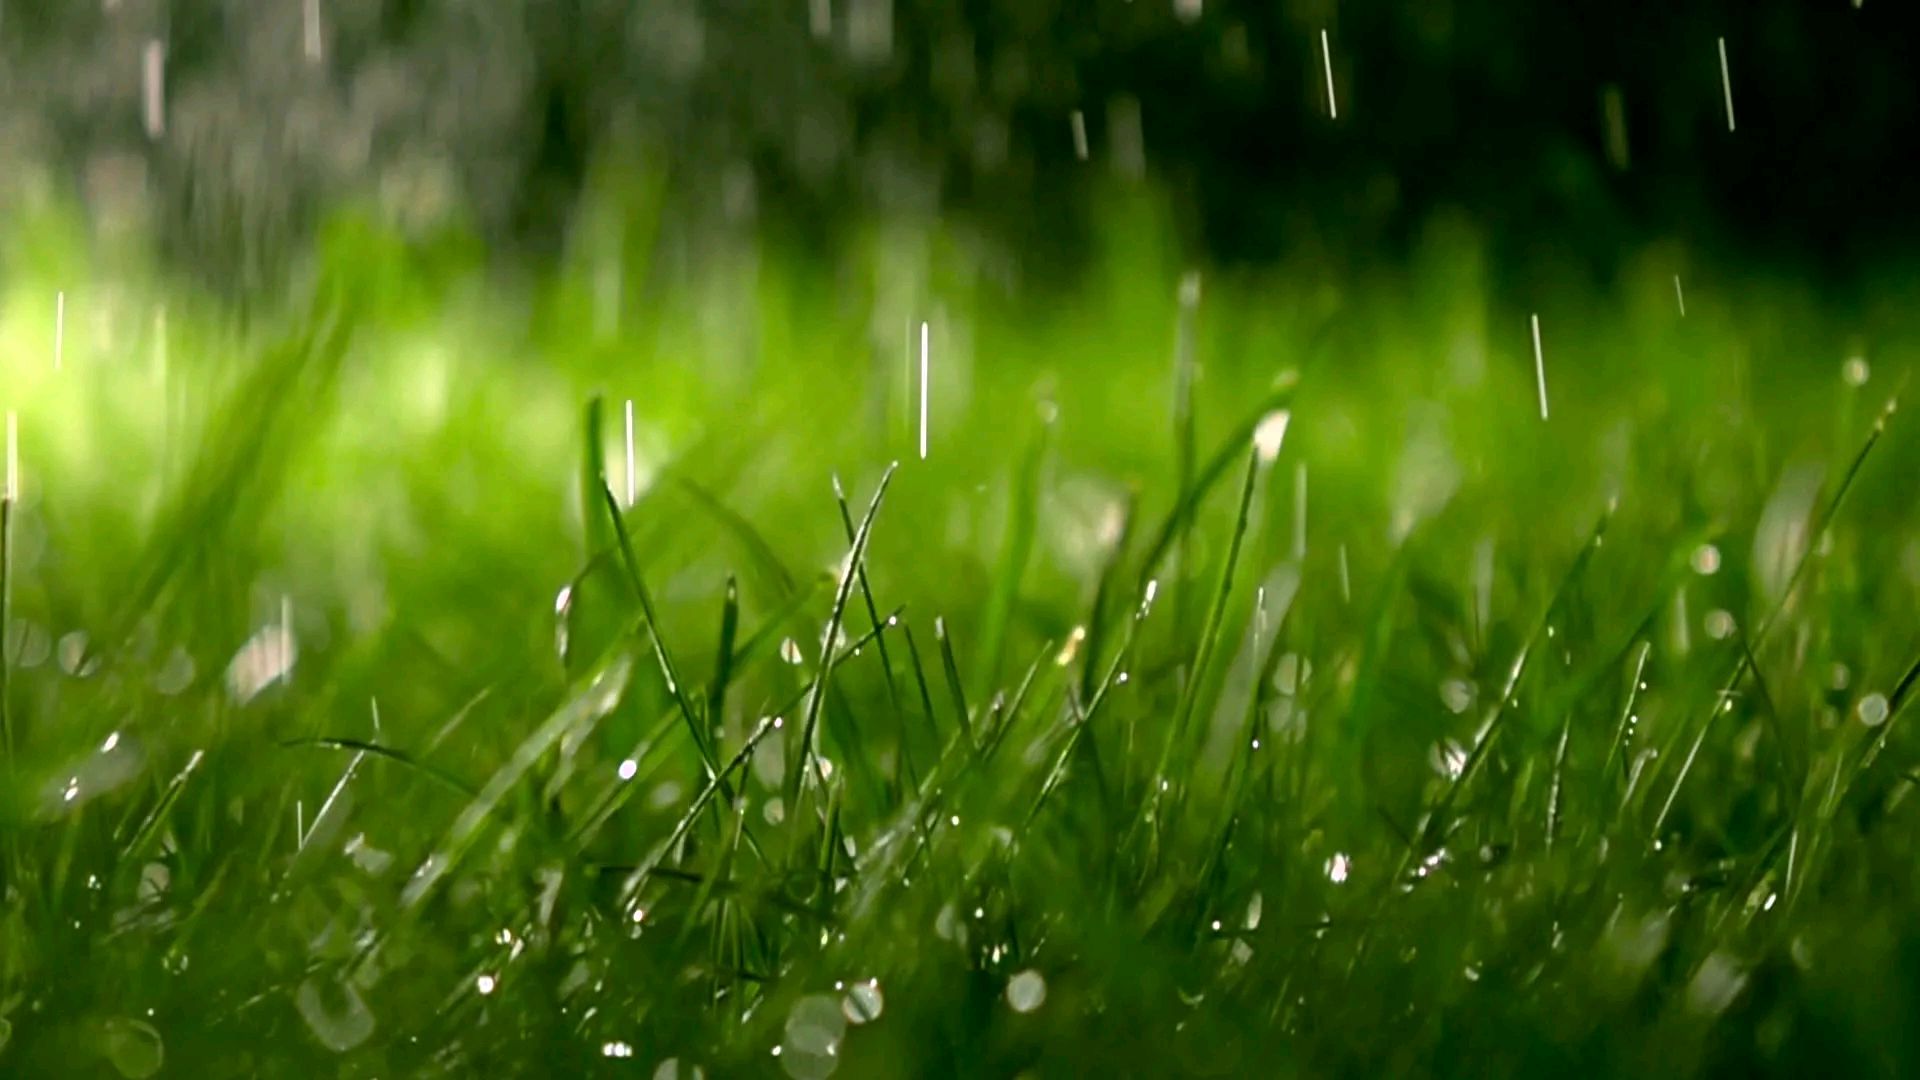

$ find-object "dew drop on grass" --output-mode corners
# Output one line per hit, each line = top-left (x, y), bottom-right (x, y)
(1858, 692), (1891, 727)
(295, 973), (375, 1053)
(1439, 677), (1476, 714)
(1685, 951), (1748, 1017)
(781, 637), (805, 665)
(1006, 970), (1047, 1013)
(1704, 610), (1736, 640)
(1690, 544), (1721, 575)
(58, 631), (100, 677)
(842, 980), (884, 1024)
(1252, 409), (1291, 463)
(654, 1058), (705, 1079)
(1831, 663), (1852, 691)
(1325, 853), (1351, 884)
(102, 1017), (164, 1079)
(153, 648), (195, 694)
(1844, 356), (1871, 386)
(1430, 740), (1468, 779)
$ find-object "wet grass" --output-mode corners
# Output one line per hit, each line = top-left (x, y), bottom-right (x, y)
(4, 195), (1920, 1076)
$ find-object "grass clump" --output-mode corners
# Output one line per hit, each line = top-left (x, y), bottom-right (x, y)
(2, 194), (1920, 1076)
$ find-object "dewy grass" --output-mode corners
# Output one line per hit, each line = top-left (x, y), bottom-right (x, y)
(5, 196), (1920, 1075)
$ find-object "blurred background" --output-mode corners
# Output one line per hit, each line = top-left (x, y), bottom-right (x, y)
(4, 0), (1918, 294)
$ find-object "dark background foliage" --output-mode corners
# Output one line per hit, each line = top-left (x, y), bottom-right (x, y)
(3, 0), (1915, 287)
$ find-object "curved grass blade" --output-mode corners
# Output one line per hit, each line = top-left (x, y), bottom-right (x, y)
(1135, 375), (1298, 598)
(279, 736), (480, 799)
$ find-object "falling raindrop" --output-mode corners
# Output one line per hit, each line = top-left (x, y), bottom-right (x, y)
(295, 973), (376, 1053)
(1006, 970), (1047, 1013)
(103, 1018), (164, 1079)
(1717, 37), (1736, 133)
(1531, 314), (1549, 420)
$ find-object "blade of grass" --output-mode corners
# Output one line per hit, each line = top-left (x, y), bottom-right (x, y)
(1654, 393), (1897, 837)
(785, 463), (898, 811)
(1136, 375), (1298, 597)
(833, 473), (912, 789)
(935, 615), (972, 741)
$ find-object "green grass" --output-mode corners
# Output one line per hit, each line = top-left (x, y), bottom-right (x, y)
(4, 183), (1920, 1076)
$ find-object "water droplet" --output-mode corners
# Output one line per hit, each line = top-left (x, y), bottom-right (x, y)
(1006, 969), (1047, 1013)
(617, 758), (639, 781)
(58, 631), (99, 677)
(1858, 693), (1891, 727)
(1252, 410), (1291, 463)
(1439, 677), (1476, 715)
(295, 973), (375, 1053)
(39, 734), (146, 819)
(1325, 852), (1351, 884)
(601, 1041), (634, 1058)
(1685, 951), (1748, 1016)
(1430, 740), (1468, 780)
(153, 649), (195, 695)
(8, 619), (50, 669)
(476, 973), (497, 995)
(1844, 357), (1870, 386)
(654, 1057), (705, 1079)
(1244, 891), (1263, 930)
(763, 797), (786, 825)
(781, 638), (805, 665)
(843, 980), (884, 1024)
(782, 995), (845, 1077)
(1830, 663), (1852, 691)
(1690, 544), (1721, 575)
(226, 619), (297, 703)
(102, 1018), (164, 1078)
(1704, 610), (1736, 640)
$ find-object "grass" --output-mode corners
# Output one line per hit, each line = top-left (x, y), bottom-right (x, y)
(3, 182), (1920, 1076)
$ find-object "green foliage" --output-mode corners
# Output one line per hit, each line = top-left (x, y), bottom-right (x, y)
(2, 197), (1920, 1077)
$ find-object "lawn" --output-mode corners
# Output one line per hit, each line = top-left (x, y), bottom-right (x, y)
(2, 181), (1919, 1076)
